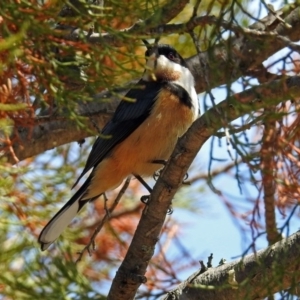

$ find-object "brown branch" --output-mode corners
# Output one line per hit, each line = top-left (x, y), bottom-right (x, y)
(68, 5), (299, 48)
(107, 76), (300, 299)
(213, 116), (263, 137)
(0, 91), (118, 164)
(260, 110), (281, 245)
(188, 160), (241, 184)
(2, 5), (300, 163)
(63, 0), (190, 46)
(62, 4), (300, 93)
(188, 5), (300, 92)
(162, 230), (300, 300)
(76, 177), (131, 262)
(245, 64), (282, 83)
(143, 0), (190, 28)
(2, 73), (300, 166)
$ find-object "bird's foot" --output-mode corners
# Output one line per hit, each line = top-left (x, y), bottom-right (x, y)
(167, 205), (173, 215)
(140, 195), (173, 215)
(182, 172), (191, 185)
(152, 160), (189, 185)
(140, 195), (150, 204)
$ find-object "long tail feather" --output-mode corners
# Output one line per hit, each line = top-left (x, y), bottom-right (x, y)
(38, 179), (91, 251)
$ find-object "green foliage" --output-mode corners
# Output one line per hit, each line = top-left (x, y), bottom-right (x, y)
(0, 140), (109, 299)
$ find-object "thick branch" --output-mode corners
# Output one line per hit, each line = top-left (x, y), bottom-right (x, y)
(107, 76), (300, 299)
(162, 231), (300, 300)
(0, 92), (118, 164)
(2, 74), (300, 165)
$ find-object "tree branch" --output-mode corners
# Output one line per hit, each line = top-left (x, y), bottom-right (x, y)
(187, 5), (300, 92)
(2, 4), (300, 163)
(61, 0), (190, 46)
(67, 5), (299, 48)
(162, 230), (300, 300)
(76, 176), (131, 262)
(189, 160), (241, 184)
(0, 92), (117, 164)
(261, 111), (281, 245)
(107, 76), (300, 299)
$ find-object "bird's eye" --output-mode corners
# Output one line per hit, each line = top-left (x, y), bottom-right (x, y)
(168, 52), (176, 61)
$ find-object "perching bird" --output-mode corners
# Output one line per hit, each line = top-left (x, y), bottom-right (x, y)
(38, 44), (199, 250)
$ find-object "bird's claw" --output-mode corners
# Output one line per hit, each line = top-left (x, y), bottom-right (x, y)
(141, 195), (173, 215)
(140, 195), (150, 204)
(153, 170), (161, 181)
(167, 206), (173, 215)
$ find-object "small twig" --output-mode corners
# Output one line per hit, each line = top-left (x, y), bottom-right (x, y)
(76, 176), (131, 262)
(207, 253), (213, 268)
(4, 135), (19, 163)
(190, 253), (213, 282)
(213, 117), (262, 138)
(279, 204), (299, 237)
(260, 109), (282, 245)
(192, 0), (202, 18)
(245, 64), (282, 84)
(225, 128), (234, 161)
(189, 21), (216, 109)
(83, 102), (103, 134)
(265, 3), (292, 29)
(189, 159), (241, 184)
(66, 6), (299, 52)
(103, 192), (110, 218)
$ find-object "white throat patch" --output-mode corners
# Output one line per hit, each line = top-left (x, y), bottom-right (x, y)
(142, 53), (199, 116)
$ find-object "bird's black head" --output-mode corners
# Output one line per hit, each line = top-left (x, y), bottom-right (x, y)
(142, 43), (193, 84)
(145, 44), (188, 68)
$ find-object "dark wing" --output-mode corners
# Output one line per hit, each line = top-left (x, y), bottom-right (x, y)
(72, 80), (161, 188)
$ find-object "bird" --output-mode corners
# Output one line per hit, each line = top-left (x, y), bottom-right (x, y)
(38, 44), (199, 250)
